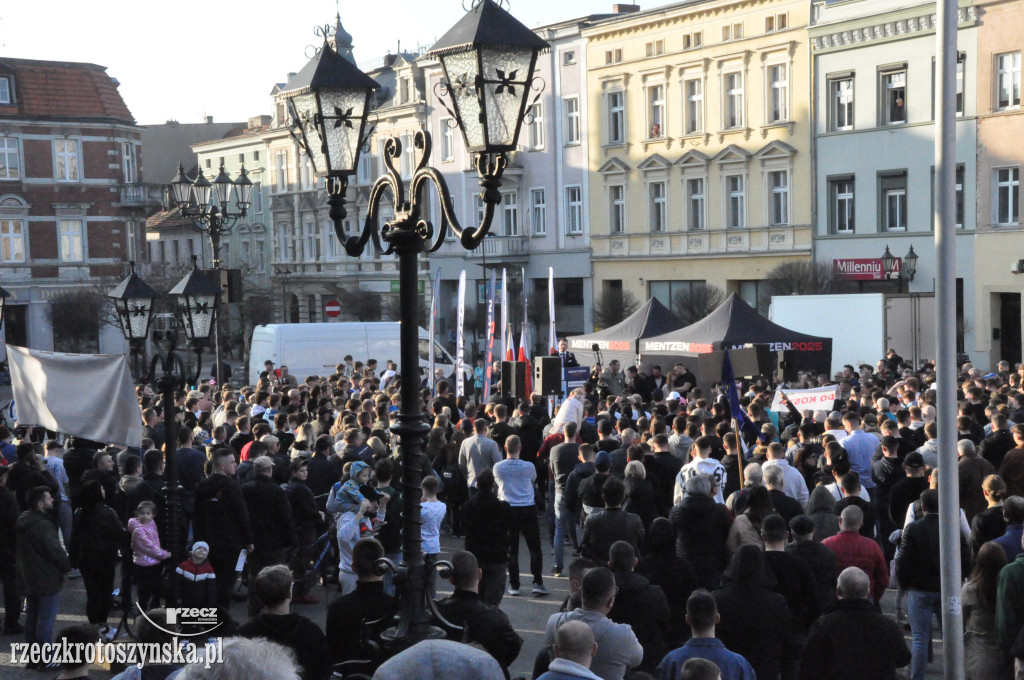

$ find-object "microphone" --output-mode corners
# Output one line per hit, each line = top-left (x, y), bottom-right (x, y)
(591, 343), (602, 366)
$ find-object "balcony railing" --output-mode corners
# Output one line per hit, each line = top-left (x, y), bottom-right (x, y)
(438, 235), (529, 259)
(120, 184), (165, 207)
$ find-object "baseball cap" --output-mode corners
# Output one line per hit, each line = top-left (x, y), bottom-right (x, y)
(594, 450), (611, 470)
(904, 451), (925, 469)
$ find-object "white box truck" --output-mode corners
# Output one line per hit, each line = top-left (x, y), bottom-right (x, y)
(248, 322), (463, 386)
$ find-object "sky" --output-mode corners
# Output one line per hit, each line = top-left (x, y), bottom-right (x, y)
(0, 0), (613, 126)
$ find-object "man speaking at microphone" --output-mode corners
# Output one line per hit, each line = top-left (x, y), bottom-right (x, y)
(552, 338), (579, 367)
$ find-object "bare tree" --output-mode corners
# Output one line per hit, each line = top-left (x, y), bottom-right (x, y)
(338, 287), (382, 322)
(592, 288), (640, 330)
(47, 290), (106, 353)
(763, 261), (838, 299)
(672, 284), (726, 326)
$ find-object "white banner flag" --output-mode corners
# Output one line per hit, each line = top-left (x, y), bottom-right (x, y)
(500, 268), (509, 360)
(455, 271), (466, 399)
(428, 268), (442, 390)
(769, 385), (841, 412)
(548, 266), (556, 353)
(7, 345), (143, 447)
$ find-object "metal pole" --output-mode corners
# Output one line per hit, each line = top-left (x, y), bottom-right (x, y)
(158, 369), (185, 567)
(384, 228), (436, 646)
(935, 1), (964, 677)
(209, 225), (222, 385)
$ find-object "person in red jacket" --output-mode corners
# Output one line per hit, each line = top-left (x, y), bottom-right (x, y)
(822, 505), (889, 603)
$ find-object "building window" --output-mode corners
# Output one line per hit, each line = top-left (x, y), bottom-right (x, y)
(685, 79), (703, 134)
(725, 72), (744, 128)
(275, 151), (287, 191)
(726, 175), (745, 228)
(528, 102), (544, 149)
(0, 77), (11, 104)
(530, 188), (546, 236)
(441, 121), (455, 161)
(648, 181), (667, 232)
(609, 185), (626, 233)
(253, 183), (263, 213)
(58, 219), (85, 262)
(55, 138), (80, 182)
(687, 178), (705, 230)
(722, 25), (731, 41)
(303, 221), (319, 260)
(502, 192), (519, 236)
(996, 167), (1020, 225)
(126, 220), (137, 262)
(765, 15), (775, 32)
(605, 49), (622, 65)
(301, 156), (312, 189)
(829, 177), (855, 233)
(121, 142), (137, 183)
(399, 77), (411, 104)
(563, 50), (576, 65)
(955, 164), (965, 228)
(769, 170), (789, 225)
(768, 64), (788, 122)
(880, 172), (908, 231)
(881, 69), (907, 124)
(0, 137), (19, 180)
(777, 14), (788, 29)
(829, 77), (854, 131)
(400, 132), (414, 177)
(564, 97), (580, 144)
(723, 23), (743, 41)
(648, 84), (665, 138)
(608, 91), (625, 144)
(0, 219), (25, 262)
(474, 195), (485, 227)
(565, 185), (583, 235)
(646, 40), (665, 57)
(997, 52), (1021, 110)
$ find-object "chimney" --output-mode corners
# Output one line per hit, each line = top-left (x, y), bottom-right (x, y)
(613, 3), (640, 13)
(205, 116), (214, 124)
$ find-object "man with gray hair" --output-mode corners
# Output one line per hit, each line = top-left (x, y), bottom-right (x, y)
(799, 567), (911, 680)
(610, 429), (636, 479)
(725, 463), (762, 516)
(177, 637), (302, 680)
(670, 475), (733, 590)
(763, 441), (809, 509)
(764, 465), (802, 523)
(821, 505), (889, 603)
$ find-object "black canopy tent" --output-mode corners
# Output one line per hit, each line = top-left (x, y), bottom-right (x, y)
(639, 293), (833, 380)
(567, 297), (681, 369)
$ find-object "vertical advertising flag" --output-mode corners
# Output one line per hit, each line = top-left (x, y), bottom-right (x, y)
(520, 267), (532, 394)
(548, 267), (556, 353)
(428, 268), (441, 390)
(455, 271), (466, 399)
(501, 269), (509, 361)
(483, 270), (497, 401)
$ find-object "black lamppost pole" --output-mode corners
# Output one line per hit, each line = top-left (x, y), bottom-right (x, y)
(169, 163), (253, 384)
(282, 0), (547, 650)
(109, 259), (221, 563)
(275, 266), (293, 322)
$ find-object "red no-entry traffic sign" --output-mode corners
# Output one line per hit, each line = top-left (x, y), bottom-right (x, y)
(324, 300), (341, 318)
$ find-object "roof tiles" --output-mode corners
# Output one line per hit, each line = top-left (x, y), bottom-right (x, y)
(0, 57), (134, 124)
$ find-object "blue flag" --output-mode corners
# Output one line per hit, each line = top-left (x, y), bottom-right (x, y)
(722, 348), (747, 430)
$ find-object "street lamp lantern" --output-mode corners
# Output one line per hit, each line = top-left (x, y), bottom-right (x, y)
(107, 261), (157, 343)
(281, 38), (379, 180)
(212, 164), (235, 208)
(881, 245), (897, 279)
(169, 163), (192, 207)
(168, 264), (221, 346)
(904, 245), (919, 281)
(429, 0), (550, 153)
(192, 168), (213, 211)
(234, 166), (254, 212)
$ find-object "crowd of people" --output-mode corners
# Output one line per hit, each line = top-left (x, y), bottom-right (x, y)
(4, 346), (1024, 680)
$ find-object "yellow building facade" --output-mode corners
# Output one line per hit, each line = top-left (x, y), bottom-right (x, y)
(582, 0), (812, 314)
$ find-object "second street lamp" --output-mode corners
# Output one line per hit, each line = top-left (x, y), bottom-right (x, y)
(168, 162), (252, 385)
(282, 0), (548, 656)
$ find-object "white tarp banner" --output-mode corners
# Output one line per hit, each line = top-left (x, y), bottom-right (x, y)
(7, 345), (143, 447)
(769, 385), (841, 413)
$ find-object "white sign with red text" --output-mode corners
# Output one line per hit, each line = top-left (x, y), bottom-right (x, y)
(770, 385), (840, 412)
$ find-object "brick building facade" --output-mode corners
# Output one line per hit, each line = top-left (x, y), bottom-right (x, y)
(0, 57), (142, 353)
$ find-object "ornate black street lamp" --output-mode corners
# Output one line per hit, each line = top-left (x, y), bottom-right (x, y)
(282, 0), (547, 654)
(168, 162), (253, 384)
(109, 259), (221, 563)
(904, 244), (919, 282)
(881, 244), (919, 293)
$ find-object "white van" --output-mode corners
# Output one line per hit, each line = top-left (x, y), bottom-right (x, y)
(247, 322), (464, 386)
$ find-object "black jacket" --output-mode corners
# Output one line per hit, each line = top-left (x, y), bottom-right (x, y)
(635, 552), (698, 646)
(669, 494), (733, 590)
(437, 589), (523, 670)
(896, 513), (969, 592)
(981, 429), (1016, 470)
(325, 581), (397, 664)
(462, 491), (512, 564)
(509, 414), (542, 461)
(286, 476), (321, 544)
(194, 473), (254, 549)
(238, 612), (330, 680)
(607, 571), (671, 671)
(714, 583), (791, 680)
(69, 503), (126, 568)
(0, 486), (18, 560)
(564, 463), (596, 514)
(799, 599), (911, 680)
(305, 453), (335, 511)
(241, 475), (294, 554)
(550, 443), (580, 492)
(787, 539), (839, 611)
(764, 549), (821, 632)
(623, 477), (659, 532)
(580, 507), (644, 562)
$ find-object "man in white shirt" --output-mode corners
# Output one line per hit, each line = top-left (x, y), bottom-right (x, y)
(493, 435), (548, 596)
(762, 441), (809, 509)
(336, 486), (389, 595)
(675, 436), (727, 505)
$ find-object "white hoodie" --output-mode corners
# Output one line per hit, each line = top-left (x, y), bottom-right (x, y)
(675, 457), (727, 504)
